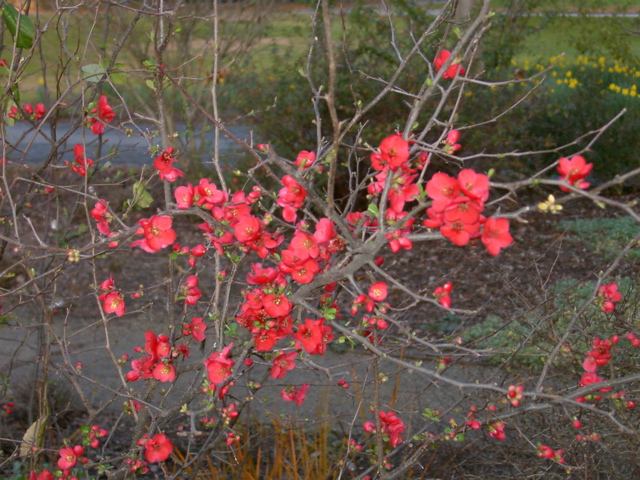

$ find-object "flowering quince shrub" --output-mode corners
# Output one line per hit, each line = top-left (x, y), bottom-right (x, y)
(0, 1), (640, 479)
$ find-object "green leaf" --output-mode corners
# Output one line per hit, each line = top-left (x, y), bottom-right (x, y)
(367, 203), (379, 217)
(4, 98), (16, 127)
(3, 4), (35, 49)
(145, 79), (155, 90)
(110, 63), (128, 84)
(82, 63), (106, 83)
(132, 181), (153, 209)
(322, 307), (337, 320)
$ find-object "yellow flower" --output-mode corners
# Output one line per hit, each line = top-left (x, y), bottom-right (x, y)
(566, 71), (572, 77)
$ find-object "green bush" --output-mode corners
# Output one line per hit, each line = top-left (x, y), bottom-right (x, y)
(458, 55), (640, 182)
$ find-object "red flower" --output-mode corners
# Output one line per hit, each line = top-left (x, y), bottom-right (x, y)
(378, 410), (406, 448)
(233, 215), (262, 244)
(458, 169), (489, 203)
(597, 283), (623, 312)
(426, 172), (460, 211)
(184, 316), (207, 342)
(152, 362), (176, 382)
(280, 384), (310, 406)
(102, 291), (126, 317)
(444, 129), (461, 154)
(434, 50), (466, 79)
(90, 95), (115, 135)
(131, 215), (177, 253)
(434, 281), (453, 308)
(370, 134), (410, 172)
(270, 351), (297, 379)
(144, 433), (173, 463)
(57, 445), (83, 470)
(263, 293), (292, 318)
(557, 155), (592, 191)
(69, 144), (94, 176)
(294, 318), (334, 355)
(277, 175), (307, 223)
(295, 150), (316, 169)
(488, 421), (506, 440)
(204, 343), (234, 384)
(154, 147), (184, 183)
(91, 199), (112, 235)
(580, 372), (604, 387)
(481, 217), (513, 256)
(175, 184), (195, 209)
(368, 282), (388, 302)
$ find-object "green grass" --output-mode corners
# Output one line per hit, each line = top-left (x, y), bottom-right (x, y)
(559, 216), (640, 261)
(491, 0), (639, 10)
(465, 277), (639, 370)
(512, 16), (640, 64)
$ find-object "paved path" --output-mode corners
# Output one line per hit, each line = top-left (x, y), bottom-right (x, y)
(3, 121), (250, 167)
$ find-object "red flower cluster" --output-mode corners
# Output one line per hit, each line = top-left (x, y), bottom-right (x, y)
(371, 134), (410, 172)
(98, 275), (125, 317)
(236, 280), (293, 352)
(154, 147), (184, 182)
(9, 103), (46, 121)
(294, 317), (334, 355)
(204, 343), (234, 384)
(67, 144), (94, 177)
(277, 175), (307, 223)
(183, 316), (207, 342)
(507, 385), (524, 407)
(487, 421), (506, 440)
(89, 95), (115, 135)
(91, 199), (112, 235)
(351, 281), (389, 315)
(88, 425), (108, 449)
(58, 445), (85, 471)
(578, 335), (620, 394)
(597, 282), (623, 312)
(28, 471), (55, 480)
(434, 50), (466, 79)
(280, 384), (310, 406)
(538, 445), (565, 464)
(557, 155), (592, 192)
(425, 169), (513, 255)
(434, 281), (453, 308)
(270, 350), (297, 379)
(131, 215), (177, 253)
(364, 410), (406, 448)
(443, 130), (462, 155)
(295, 150), (316, 169)
(180, 275), (202, 306)
(127, 331), (184, 383)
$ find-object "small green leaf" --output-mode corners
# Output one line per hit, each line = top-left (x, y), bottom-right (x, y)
(3, 4), (35, 49)
(367, 203), (379, 217)
(110, 64), (128, 85)
(322, 308), (337, 320)
(132, 181), (153, 209)
(145, 79), (155, 90)
(4, 99), (16, 127)
(81, 63), (106, 83)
